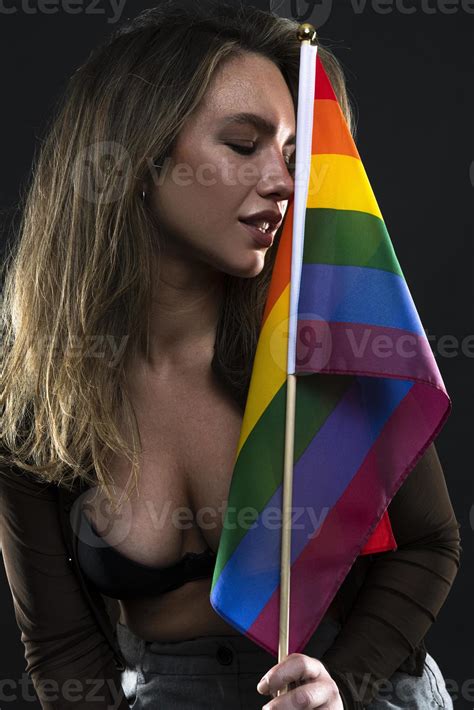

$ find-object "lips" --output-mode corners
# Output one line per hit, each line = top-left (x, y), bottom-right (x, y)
(239, 210), (283, 233)
(239, 220), (274, 248)
(239, 219), (271, 234)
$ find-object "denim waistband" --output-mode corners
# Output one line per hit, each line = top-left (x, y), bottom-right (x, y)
(116, 615), (342, 676)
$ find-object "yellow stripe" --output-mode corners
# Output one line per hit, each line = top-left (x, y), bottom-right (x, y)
(307, 153), (383, 220)
(235, 284), (290, 459)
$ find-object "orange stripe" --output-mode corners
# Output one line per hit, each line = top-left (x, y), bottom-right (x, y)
(261, 95), (358, 328)
(261, 200), (293, 327)
(312, 99), (360, 159)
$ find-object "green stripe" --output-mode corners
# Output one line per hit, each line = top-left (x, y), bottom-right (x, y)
(212, 374), (353, 586)
(303, 208), (404, 278)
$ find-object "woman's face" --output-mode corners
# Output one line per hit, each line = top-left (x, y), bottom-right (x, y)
(149, 51), (296, 279)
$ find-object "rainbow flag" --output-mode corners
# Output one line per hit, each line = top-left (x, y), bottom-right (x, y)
(209, 48), (451, 657)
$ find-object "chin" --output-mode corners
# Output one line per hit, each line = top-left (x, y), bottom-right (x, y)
(224, 253), (267, 279)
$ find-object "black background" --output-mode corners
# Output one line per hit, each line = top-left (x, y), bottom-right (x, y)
(1, 1), (472, 707)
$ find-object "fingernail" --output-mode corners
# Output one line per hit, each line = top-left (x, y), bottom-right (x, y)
(257, 674), (269, 694)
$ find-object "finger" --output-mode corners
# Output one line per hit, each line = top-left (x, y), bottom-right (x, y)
(257, 654), (323, 696)
(277, 680), (300, 696)
(263, 681), (327, 709)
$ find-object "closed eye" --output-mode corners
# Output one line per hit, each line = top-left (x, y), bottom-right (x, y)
(226, 143), (295, 172)
(226, 143), (256, 156)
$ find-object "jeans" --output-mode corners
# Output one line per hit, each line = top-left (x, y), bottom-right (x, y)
(117, 618), (453, 709)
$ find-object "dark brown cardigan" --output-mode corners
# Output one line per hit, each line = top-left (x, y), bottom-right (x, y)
(0, 363), (462, 708)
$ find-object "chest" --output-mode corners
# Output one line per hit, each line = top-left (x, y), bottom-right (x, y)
(82, 367), (243, 568)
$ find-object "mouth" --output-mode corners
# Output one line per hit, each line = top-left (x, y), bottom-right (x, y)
(239, 220), (274, 248)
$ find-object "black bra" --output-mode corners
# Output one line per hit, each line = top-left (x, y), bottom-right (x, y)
(77, 509), (217, 600)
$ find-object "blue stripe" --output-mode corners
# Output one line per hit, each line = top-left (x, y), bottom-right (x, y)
(298, 264), (425, 335)
(210, 375), (412, 631)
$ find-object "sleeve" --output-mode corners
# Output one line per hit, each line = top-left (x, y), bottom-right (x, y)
(0, 463), (130, 710)
(319, 442), (462, 709)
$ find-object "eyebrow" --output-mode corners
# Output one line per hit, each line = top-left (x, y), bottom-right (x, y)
(220, 112), (296, 145)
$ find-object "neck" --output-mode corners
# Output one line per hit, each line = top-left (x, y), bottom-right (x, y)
(141, 253), (226, 374)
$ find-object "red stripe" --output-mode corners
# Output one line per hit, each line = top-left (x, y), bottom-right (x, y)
(361, 509), (395, 554)
(315, 54), (337, 101)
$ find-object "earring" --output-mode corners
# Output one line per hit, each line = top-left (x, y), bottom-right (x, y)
(141, 161), (163, 201)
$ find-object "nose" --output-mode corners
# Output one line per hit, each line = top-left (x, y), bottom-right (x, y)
(258, 152), (295, 202)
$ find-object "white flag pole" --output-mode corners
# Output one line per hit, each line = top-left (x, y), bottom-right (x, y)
(276, 23), (318, 698)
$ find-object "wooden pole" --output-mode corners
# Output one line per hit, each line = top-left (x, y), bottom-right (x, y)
(275, 22), (317, 699)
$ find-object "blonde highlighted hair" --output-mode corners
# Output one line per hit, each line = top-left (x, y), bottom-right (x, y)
(1, 0), (355, 509)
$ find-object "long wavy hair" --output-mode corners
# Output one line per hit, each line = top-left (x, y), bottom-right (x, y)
(1, 0), (356, 508)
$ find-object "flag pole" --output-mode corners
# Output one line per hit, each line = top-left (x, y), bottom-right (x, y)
(276, 22), (318, 698)
(276, 371), (297, 697)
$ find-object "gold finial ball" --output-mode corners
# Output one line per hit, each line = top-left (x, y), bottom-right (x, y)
(296, 23), (317, 44)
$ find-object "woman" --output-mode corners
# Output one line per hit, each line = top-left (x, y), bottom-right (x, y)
(0, 1), (461, 708)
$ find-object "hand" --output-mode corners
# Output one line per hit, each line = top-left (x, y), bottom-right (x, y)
(256, 652), (344, 709)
